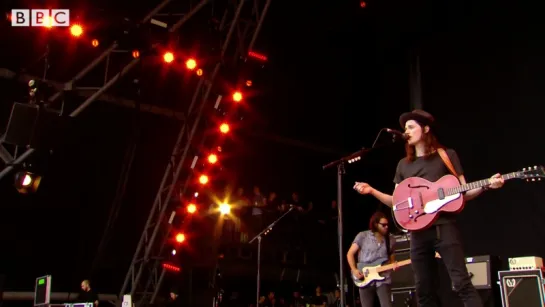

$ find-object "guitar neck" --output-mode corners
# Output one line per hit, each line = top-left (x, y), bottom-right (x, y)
(377, 259), (411, 273)
(447, 172), (519, 195)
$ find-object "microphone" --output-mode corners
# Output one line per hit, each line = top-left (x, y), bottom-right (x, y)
(386, 128), (409, 140)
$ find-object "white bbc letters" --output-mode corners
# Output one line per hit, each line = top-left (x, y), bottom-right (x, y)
(11, 9), (70, 27)
(51, 9), (69, 26)
(11, 9), (29, 26)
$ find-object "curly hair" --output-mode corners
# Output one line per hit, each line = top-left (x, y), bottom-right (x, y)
(368, 211), (387, 232)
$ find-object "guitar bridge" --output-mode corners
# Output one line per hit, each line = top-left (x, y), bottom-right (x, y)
(393, 197), (413, 211)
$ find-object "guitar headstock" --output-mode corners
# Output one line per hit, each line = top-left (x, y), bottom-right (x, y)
(520, 165), (545, 182)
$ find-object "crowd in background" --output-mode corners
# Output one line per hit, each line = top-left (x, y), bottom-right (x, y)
(211, 186), (363, 307)
(220, 186), (340, 246)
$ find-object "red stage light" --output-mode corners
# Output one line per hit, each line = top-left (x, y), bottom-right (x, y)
(248, 51), (268, 61)
(187, 203), (197, 214)
(199, 175), (209, 185)
(245, 80), (253, 87)
(70, 24), (83, 37)
(91, 39), (99, 47)
(175, 233), (185, 243)
(132, 50), (140, 59)
(196, 69), (203, 76)
(360, 1), (367, 8)
(162, 263), (181, 272)
(185, 59), (197, 70)
(163, 52), (174, 63)
(207, 154), (218, 164)
(219, 123), (230, 134)
(232, 91), (242, 102)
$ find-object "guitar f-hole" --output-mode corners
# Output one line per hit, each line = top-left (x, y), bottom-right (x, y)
(408, 184), (430, 189)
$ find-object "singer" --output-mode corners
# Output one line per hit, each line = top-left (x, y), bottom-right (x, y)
(353, 109), (504, 307)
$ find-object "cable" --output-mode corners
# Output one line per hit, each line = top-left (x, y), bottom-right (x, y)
(371, 128), (386, 148)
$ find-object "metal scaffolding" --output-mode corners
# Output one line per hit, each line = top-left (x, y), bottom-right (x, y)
(118, 0), (272, 305)
(0, 0), (211, 180)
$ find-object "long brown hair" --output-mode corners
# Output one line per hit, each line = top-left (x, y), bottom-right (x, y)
(405, 122), (443, 161)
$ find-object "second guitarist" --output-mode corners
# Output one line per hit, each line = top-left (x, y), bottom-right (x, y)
(347, 211), (397, 307)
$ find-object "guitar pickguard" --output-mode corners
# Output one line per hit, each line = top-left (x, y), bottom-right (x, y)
(424, 193), (462, 213)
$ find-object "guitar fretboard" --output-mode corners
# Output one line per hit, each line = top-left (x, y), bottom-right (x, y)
(446, 172), (520, 195)
(377, 259), (411, 273)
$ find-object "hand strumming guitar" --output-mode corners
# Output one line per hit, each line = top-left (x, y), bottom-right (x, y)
(352, 268), (364, 280)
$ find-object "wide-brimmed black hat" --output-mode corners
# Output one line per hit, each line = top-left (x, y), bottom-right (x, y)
(399, 109), (435, 128)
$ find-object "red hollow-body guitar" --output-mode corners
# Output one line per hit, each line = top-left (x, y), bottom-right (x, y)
(392, 166), (544, 231)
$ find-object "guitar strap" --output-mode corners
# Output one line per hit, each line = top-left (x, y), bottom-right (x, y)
(385, 234), (391, 256)
(437, 148), (458, 177)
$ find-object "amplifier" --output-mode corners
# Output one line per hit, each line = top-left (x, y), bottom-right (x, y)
(391, 253), (497, 290)
(391, 250), (415, 289)
(391, 288), (417, 307)
(508, 256), (544, 270)
(393, 234), (411, 251)
(465, 255), (500, 290)
(498, 269), (545, 307)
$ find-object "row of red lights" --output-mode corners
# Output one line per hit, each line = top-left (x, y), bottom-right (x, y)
(38, 20), (267, 273)
(168, 90), (245, 265)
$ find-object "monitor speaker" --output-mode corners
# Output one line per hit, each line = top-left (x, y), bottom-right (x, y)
(499, 269), (545, 307)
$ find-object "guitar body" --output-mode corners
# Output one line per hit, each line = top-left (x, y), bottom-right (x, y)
(392, 175), (464, 231)
(352, 257), (389, 288)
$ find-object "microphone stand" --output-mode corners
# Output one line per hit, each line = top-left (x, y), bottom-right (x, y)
(322, 132), (403, 307)
(249, 206), (294, 307)
(322, 148), (370, 307)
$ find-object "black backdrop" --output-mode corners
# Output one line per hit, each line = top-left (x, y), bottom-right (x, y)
(418, 18), (545, 261)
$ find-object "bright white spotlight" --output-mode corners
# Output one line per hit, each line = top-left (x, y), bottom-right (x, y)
(219, 203), (231, 214)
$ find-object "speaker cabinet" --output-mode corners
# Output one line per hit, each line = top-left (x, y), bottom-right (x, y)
(4, 103), (38, 146)
(391, 288), (417, 307)
(391, 249), (415, 289)
(499, 269), (545, 307)
(3, 103), (63, 149)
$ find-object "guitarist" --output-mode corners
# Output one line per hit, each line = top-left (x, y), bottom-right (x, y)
(354, 110), (504, 307)
(347, 211), (396, 307)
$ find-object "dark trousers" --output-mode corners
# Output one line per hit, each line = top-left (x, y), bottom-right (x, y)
(410, 222), (482, 307)
(359, 284), (392, 307)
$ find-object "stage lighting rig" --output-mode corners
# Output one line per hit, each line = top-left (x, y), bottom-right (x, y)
(14, 170), (42, 194)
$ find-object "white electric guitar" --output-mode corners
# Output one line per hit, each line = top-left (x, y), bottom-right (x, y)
(352, 252), (441, 288)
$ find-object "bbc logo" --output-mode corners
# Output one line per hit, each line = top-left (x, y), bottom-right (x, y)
(11, 9), (70, 27)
